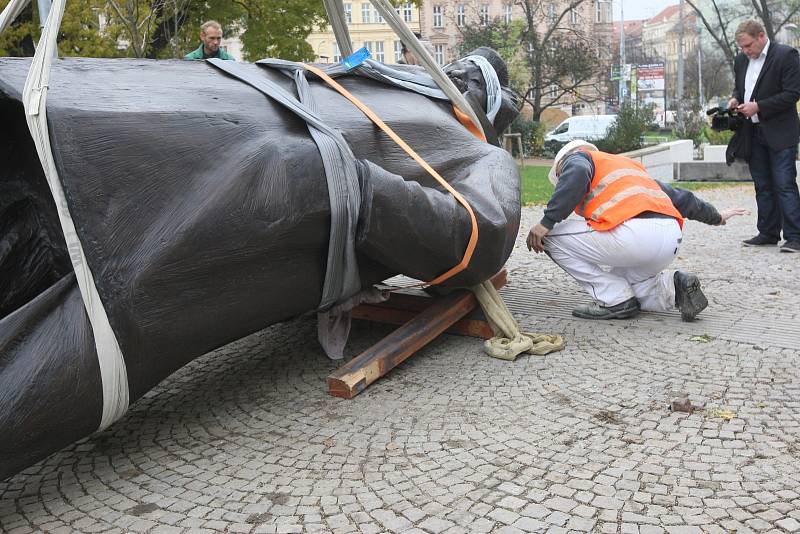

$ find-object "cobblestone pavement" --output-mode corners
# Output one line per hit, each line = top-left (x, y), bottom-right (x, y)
(2, 185), (800, 534)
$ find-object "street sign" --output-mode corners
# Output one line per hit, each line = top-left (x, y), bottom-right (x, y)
(611, 64), (633, 81)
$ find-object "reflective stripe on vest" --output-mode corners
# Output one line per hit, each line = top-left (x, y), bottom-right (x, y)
(576, 167), (652, 214)
(576, 151), (684, 231)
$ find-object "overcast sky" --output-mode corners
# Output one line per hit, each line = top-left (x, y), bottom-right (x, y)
(614, 0), (679, 21)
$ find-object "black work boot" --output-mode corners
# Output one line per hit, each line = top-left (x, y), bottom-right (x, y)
(572, 297), (640, 320)
(743, 234), (779, 246)
(674, 271), (708, 322)
(780, 240), (800, 253)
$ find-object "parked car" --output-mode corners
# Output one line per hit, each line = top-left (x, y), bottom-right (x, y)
(544, 114), (617, 154)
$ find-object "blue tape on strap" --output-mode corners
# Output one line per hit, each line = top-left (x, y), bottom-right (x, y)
(342, 47), (371, 70)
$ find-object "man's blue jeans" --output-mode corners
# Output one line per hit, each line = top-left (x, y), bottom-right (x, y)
(748, 126), (800, 242)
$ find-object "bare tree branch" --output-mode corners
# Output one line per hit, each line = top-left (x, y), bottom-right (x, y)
(107, 0), (143, 56)
(685, 0), (736, 75)
(775, 3), (800, 34)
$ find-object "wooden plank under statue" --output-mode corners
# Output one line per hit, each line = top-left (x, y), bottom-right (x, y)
(327, 270), (507, 399)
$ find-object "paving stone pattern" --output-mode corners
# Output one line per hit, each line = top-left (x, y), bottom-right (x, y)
(2, 185), (799, 533)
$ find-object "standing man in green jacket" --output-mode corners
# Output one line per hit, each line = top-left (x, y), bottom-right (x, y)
(184, 21), (235, 61)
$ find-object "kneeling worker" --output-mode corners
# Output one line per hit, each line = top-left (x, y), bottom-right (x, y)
(527, 140), (747, 321)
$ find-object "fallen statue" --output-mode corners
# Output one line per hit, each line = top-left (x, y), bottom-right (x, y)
(0, 47), (523, 480)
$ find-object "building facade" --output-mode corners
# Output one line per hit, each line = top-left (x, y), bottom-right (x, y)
(628, 4), (698, 118)
(613, 19), (646, 64)
(419, 0), (613, 116)
(306, 3), (422, 64)
(304, 0), (612, 117)
(418, 0), (612, 67)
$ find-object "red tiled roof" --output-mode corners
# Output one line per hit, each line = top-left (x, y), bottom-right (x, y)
(613, 19), (645, 39)
(647, 4), (680, 24)
(666, 13), (697, 33)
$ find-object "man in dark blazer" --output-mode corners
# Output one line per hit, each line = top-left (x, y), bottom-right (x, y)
(728, 20), (800, 252)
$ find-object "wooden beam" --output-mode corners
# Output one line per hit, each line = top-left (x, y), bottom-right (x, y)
(351, 305), (495, 339)
(327, 270), (506, 399)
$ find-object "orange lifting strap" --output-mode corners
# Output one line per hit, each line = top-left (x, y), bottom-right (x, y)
(301, 63), (481, 287)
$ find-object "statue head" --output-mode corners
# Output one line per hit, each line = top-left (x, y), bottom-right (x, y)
(443, 47), (521, 137)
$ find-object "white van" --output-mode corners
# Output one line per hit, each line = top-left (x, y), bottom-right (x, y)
(545, 115), (617, 147)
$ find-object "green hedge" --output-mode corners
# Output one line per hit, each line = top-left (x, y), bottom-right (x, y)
(509, 116), (548, 157)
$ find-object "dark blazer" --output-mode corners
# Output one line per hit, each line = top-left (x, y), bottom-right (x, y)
(733, 41), (800, 151)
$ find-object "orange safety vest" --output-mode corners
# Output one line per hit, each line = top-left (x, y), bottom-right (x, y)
(575, 151), (684, 231)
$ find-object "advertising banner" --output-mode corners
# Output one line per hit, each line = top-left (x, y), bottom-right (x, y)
(637, 63), (665, 91)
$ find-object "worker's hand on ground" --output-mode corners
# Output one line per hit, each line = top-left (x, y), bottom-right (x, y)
(737, 102), (759, 118)
(727, 97), (739, 110)
(718, 207), (750, 225)
(526, 224), (549, 253)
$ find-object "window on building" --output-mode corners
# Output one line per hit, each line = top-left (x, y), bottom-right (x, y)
(547, 3), (556, 23)
(480, 4), (489, 25)
(433, 5), (443, 27)
(504, 4), (512, 23)
(595, 0), (610, 23)
(376, 9), (384, 23)
(548, 84), (559, 98)
(435, 43), (445, 65)
(570, 7), (578, 24)
(362, 41), (384, 62)
(361, 3), (371, 23)
(344, 3), (352, 23)
(333, 43), (341, 62)
(403, 2), (413, 22)
(456, 4), (465, 26)
(394, 40), (402, 62)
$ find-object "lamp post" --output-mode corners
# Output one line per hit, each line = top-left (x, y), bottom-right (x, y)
(619, 0), (626, 107)
(697, 16), (703, 109)
(676, 0), (685, 132)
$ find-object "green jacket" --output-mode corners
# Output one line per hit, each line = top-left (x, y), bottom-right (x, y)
(184, 43), (235, 61)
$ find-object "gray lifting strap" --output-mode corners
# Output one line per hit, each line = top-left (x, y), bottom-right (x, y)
(256, 60), (495, 143)
(207, 58), (361, 311)
(259, 57), (452, 102)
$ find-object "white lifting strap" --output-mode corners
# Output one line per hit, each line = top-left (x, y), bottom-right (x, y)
(321, 0), (485, 138)
(321, 0), (353, 59)
(0, 0), (30, 34)
(369, 0), (484, 138)
(21, 0), (130, 430)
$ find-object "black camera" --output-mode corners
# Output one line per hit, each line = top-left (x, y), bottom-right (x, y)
(706, 106), (746, 132)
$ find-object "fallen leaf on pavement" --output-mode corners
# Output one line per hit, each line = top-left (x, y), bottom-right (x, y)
(707, 408), (736, 420)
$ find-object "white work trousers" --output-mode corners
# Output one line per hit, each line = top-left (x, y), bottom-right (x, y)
(543, 217), (682, 311)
